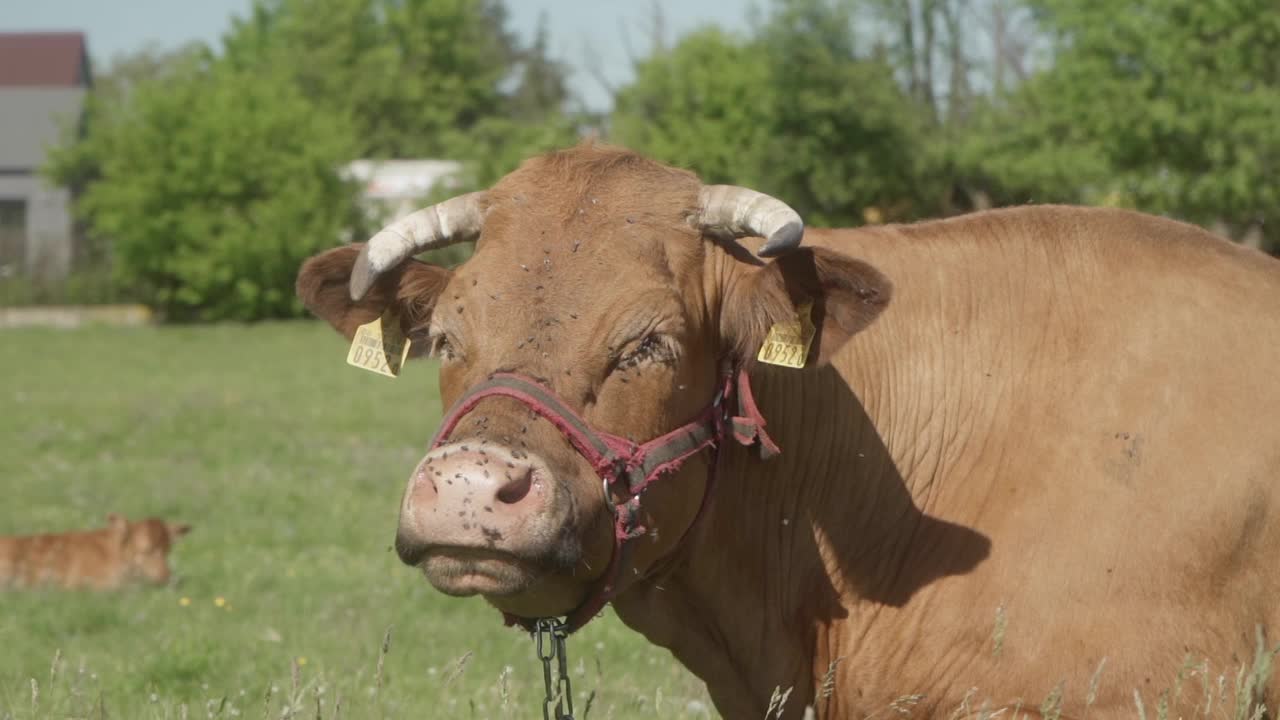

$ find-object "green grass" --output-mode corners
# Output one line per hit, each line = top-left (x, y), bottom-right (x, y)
(0, 322), (711, 719)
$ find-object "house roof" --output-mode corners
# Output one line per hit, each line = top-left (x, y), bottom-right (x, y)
(0, 33), (90, 87)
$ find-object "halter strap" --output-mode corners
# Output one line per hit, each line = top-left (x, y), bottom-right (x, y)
(430, 367), (779, 633)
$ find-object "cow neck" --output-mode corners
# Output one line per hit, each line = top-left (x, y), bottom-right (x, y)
(427, 364), (781, 634)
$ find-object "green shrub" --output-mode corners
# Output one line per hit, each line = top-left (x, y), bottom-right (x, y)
(47, 58), (362, 322)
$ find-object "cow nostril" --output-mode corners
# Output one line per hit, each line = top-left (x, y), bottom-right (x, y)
(495, 467), (533, 505)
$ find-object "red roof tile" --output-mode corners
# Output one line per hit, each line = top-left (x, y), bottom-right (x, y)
(0, 33), (88, 87)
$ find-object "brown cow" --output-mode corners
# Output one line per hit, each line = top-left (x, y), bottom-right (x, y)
(0, 514), (191, 590)
(297, 144), (1280, 719)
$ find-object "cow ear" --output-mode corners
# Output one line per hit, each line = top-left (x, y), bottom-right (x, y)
(168, 522), (193, 539)
(296, 243), (452, 341)
(721, 247), (891, 367)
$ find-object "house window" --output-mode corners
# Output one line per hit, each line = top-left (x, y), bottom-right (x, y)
(0, 198), (25, 276)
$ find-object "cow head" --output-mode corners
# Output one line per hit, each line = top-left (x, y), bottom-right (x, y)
(298, 145), (888, 620)
(109, 514), (192, 585)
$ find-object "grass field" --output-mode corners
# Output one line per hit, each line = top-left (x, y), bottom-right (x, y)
(0, 323), (711, 720)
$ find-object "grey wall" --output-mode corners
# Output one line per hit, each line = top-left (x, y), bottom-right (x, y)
(0, 174), (73, 279)
(0, 86), (85, 280)
(0, 87), (85, 169)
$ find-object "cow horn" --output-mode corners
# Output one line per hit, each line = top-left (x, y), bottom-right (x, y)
(348, 192), (486, 300)
(694, 185), (804, 258)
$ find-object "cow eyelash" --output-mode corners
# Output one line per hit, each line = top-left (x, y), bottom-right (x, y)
(616, 333), (675, 371)
(425, 332), (458, 362)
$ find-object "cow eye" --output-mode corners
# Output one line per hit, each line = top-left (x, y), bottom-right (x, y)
(616, 333), (674, 371)
(427, 333), (458, 362)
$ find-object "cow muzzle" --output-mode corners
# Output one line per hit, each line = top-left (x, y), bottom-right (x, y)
(396, 370), (777, 631)
(395, 442), (577, 598)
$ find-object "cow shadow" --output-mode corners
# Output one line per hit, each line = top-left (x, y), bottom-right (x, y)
(742, 361), (992, 620)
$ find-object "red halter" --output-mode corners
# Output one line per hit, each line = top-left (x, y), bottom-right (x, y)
(428, 366), (780, 633)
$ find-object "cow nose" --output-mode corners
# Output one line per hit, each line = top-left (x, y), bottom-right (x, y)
(404, 453), (539, 513)
(396, 444), (552, 562)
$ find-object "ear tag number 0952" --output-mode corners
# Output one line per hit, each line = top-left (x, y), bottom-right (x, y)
(346, 310), (411, 378)
(757, 301), (815, 369)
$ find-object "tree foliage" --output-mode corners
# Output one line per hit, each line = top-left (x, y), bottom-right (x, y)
(222, 0), (520, 159)
(612, 28), (774, 189)
(958, 0), (1280, 246)
(218, 0), (577, 172)
(47, 0), (579, 320)
(49, 56), (360, 320)
(610, 0), (1280, 251)
(45, 0), (1280, 320)
(612, 1), (935, 227)
(760, 0), (937, 225)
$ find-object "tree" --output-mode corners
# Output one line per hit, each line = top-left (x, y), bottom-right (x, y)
(218, 0), (579, 165)
(611, 0), (936, 226)
(856, 0), (1048, 214)
(219, 0), (581, 195)
(48, 44), (211, 201)
(42, 45), (215, 274)
(445, 8), (580, 191)
(611, 27), (775, 189)
(47, 0), (583, 318)
(960, 0), (1280, 250)
(760, 0), (937, 225)
(507, 13), (573, 124)
(47, 58), (362, 321)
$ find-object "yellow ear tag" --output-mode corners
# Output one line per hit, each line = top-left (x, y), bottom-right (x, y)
(346, 310), (411, 378)
(757, 301), (815, 369)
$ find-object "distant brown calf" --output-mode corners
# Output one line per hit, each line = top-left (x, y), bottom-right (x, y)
(0, 514), (191, 590)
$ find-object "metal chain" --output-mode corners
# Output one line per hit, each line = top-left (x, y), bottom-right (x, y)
(535, 619), (574, 720)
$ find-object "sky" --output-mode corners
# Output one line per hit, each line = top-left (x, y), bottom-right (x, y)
(0, 0), (757, 111)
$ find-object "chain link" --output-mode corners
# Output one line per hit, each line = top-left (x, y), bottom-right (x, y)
(535, 619), (574, 720)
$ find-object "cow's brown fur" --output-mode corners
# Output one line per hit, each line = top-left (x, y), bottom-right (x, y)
(298, 143), (1280, 719)
(0, 515), (191, 590)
